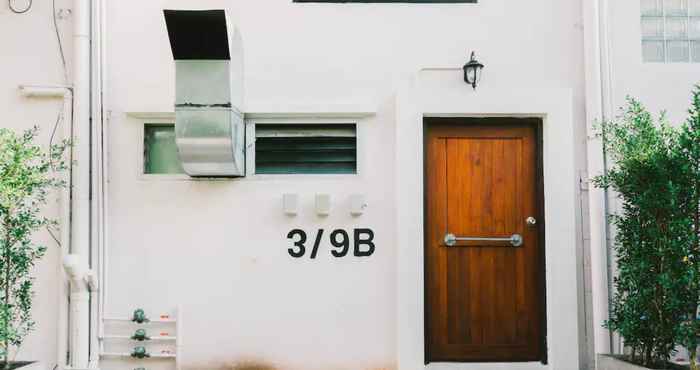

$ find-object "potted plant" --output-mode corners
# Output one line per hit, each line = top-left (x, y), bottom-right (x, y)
(595, 87), (700, 369)
(0, 127), (68, 370)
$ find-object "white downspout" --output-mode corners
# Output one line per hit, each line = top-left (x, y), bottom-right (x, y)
(17, 85), (73, 368)
(583, 0), (616, 362)
(599, 0), (619, 354)
(65, 0), (93, 368)
(88, 0), (106, 366)
(58, 90), (73, 369)
(64, 255), (97, 368)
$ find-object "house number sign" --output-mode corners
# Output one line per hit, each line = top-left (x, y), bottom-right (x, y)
(287, 228), (375, 259)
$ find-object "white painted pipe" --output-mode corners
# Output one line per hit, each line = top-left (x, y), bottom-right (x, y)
(63, 254), (90, 368)
(98, 0), (109, 358)
(176, 305), (182, 370)
(599, 0), (621, 354)
(88, 0), (107, 367)
(18, 85), (70, 98)
(18, 85), (73, 367)
(582, 0), (615, 359)
(57, 90), (73, 369)
(72, 0), (90, 258)
(582, 0), (610, 357)
(98, 111), (110, 367)
(69, 0), (92, 368)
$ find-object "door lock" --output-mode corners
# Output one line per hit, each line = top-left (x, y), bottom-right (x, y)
(526, 217), (537, 226)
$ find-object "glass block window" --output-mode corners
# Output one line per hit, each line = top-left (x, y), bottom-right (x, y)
(641, 0), (700, 62)
(144, 124), (185, 174)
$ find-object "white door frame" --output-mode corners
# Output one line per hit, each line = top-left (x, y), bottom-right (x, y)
(395, 70), (580, 370)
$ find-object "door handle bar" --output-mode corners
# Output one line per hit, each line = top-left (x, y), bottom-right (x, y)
(444, 233), (523, 247)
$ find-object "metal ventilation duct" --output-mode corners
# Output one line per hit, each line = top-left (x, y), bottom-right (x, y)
(164, 9), (245, 177)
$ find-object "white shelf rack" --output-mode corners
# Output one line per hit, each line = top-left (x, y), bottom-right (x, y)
(99, 306), (181, 370)
(100, 335), (177, 341)
(101, 352), (176, 359)
(103, 317), (177, 324)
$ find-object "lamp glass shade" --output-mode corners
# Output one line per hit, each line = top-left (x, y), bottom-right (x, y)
(465, 67), (477, 84)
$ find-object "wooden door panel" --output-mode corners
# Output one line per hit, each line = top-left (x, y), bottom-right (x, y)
(446, 138), (522, 245)
(425, 120), (544, 363)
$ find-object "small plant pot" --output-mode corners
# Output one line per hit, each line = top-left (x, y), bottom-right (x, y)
(598, 354), (688, 370)
(0, 362), (39, 370)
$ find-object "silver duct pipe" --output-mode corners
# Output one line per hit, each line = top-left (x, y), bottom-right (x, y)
(164, 9), (245, 177)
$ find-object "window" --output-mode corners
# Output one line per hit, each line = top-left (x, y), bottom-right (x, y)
(641, 0), (700, 62)
(253, 124), (357, 175)
(144, 124), (185, 174)
(294, 0), (474, 3)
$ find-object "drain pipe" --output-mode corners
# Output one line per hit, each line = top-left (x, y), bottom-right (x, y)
(58, 89), (73, 369)
(88, 0), (106, 366)
(599, 0), (618, 354)
(583, 0), (615, 360)
(17, 85), (73, 368)
(63, 255), (93, 368)
(64, 0), (93, 368)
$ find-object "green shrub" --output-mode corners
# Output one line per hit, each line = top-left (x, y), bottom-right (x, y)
(0, 127), (68, 369)
(675, 87), (700, 370)
(594, 94), (698, 367)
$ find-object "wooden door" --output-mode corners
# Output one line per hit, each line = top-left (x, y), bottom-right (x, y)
(424, 118), (545, 363)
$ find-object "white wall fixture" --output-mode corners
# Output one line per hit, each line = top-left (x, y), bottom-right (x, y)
(350, 194), (367, 216)
(283, 193), (299, 216)
(315, 194), (331, 217)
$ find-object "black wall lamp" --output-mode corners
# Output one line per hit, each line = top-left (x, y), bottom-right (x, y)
(463, 51), (484, 90)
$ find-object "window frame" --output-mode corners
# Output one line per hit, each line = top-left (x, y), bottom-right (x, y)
(143, 123), (187, 176)
(129, 113), (367, 181)
(137, 120), (191, 181)
(245, 118), (363, 178)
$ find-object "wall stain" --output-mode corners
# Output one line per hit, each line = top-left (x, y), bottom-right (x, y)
(183, 359), (277, 370)
(183, 359), (396, 370)
(227, 361), (277, 370)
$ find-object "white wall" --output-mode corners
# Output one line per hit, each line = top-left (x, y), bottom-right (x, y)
(1, 0), (592, 368)
(0, 0), (74, 366)
(608, 0), (700, 124)
(584, 0), (700, 362)
(103, 1), (588, 369)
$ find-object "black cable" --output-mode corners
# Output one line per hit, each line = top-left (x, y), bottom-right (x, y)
(8, 0), (31, 14)
(49, 0), (71, 172)
(47, 0), (71, 252)
(48, 105), (64, 171)
(53, 0), (68, 83)
(47, 226), (61, 248)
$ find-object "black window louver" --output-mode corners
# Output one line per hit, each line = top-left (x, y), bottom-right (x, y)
(255, 124), (357, 174)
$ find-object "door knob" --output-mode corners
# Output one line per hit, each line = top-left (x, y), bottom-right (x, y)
(526, 217), (537, 226)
